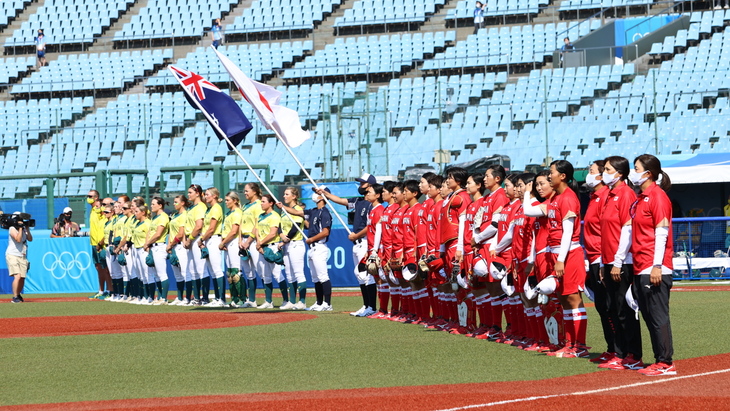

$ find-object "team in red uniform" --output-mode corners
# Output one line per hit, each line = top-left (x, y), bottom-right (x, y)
(359, 156), (675, 376)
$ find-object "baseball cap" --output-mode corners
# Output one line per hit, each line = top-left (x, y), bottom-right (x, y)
(63, 207), (73, 214)
(355, 173), (377, 185)
(311, 186), (331, 203)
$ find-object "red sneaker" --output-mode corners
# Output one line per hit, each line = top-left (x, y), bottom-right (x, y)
(637, 362), (676, 376)
(547, 345), (576, 357)
(590, 351), (617, 364)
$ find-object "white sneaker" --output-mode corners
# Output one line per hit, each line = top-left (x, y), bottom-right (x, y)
(169, 298), (181, 306)
(293, 301), (307, 310)
(313, 302), (332, 312)
(229, 301), (240, 308)
(241, 300), (258, 308)
(140, 298), (152, 305)
(307, 303), (322, 311)
(158, 299), (169, 306)
(127, 297), (138, 304)
(210, 299), (225, 307)
(257, 301), (274, 309)
(279, 301), (295, 310)
(357, 307), (376, 317)
(350, 305), (367, 316)
(152, 299), (161, 306)
(181, 299), (192, 306)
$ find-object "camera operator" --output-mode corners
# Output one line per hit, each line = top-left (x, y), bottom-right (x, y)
(51, 207), (80, 238)
(6, 212), (33, 303)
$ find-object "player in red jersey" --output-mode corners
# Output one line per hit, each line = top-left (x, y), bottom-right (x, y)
(513, 172), (549, 352)
(545, 160), (588, 359)
(439, 167), (471, 330)
(415, 173), (436, 325)
(523, 170), (558, 350)
(378, 181), (400, 318)
(630, 154), (675, 376)
(597, 156), (644, 371)
(390, 182), (412, 321)
(365, 183), (388, 318)
(472, 165), (509, 340)
(424, 175), (447, 328)
(460, 173), (487, 336)
(401, 180), (426, 323)
(491, 174), (523, 344)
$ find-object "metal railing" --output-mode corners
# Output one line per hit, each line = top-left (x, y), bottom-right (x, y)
(673, 216), (730, 280)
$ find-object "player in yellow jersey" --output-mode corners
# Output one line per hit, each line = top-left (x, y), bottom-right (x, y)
(145, 197), (170, 305)
(186, 184), (207, 305)
(220, 191), (243, 307)
(131, 205), (154, 305)
(167, 195), (191, 305)
(101, 204), (122, 301)
(278, 187), (307, 310)
(239, 182), (263, 308)
(88, 190), (112, 299)
(198, 187), (226, 307)
(254, 194), (288, 309)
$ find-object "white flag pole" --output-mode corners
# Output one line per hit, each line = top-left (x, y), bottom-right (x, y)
(168, 66), (309, 241)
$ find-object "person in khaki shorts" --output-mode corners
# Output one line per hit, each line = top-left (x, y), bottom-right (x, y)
(6, 212), (33, 303)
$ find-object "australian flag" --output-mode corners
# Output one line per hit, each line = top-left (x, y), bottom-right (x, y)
(168, 65), (252, 150)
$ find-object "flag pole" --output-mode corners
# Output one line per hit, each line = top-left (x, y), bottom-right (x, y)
(168, 67), (309, 241)
(271, 127), (354, 235)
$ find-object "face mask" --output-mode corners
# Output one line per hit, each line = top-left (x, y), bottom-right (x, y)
(358, 186), (367, 195)
(86, 197), (95, 204)
(585, 174), (601, 188)
(602, 171), (619, 187)
(628, 170), (649, 186)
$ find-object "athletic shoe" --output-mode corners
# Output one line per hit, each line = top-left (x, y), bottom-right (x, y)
(449, 326), (471, 335)
(17, 294), (24, 302)
(350, 305), (367, 316)
(182, 299), (193, 307)
(11, 296), (21, 303)
(598, 357), (624, 370)
(637, 362), (676, 376)
(151, 299), (162, 306)
(229, 301), (240, 308)
(307, 303), (322, 311)
(318, 302), (333, 311)
(279, 301), (296, 310)
(616, 354), (645, 370)
(571, 345), (591, 358)
(98, 291), (110, 300)
(169, 298), (182, 306)
(139, 298), (152, 306)
(89, 291), (103, 299)
(486, 328), (503, 341)
(257, 302), (274, 309)
(191, 299), (202, 306)
(158, 300), (169, 306)
(466, 325), (489, 338)
(368, 311), (387, 319)
(241, 300), (257, 308)
(293, 301), (307, 310)
(522, 342), (543, 352)
(590, 351), (617, 364)
(207, 299), (225, 308)
(358, 307), (377, 317)
(547, 346), (577, 358)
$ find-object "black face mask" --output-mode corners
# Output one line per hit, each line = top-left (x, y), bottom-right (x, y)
(358, 186), (367, 195)
(64, 214), (72, 221)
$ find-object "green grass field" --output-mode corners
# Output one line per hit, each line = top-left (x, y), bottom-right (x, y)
(1, 287), (729, 406)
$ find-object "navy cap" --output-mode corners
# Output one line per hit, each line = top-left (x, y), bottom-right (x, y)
(355, 173), (377, 185)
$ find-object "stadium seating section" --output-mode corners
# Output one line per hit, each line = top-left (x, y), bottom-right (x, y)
(2, 0), (730, 198)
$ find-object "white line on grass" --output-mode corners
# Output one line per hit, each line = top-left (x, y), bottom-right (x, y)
(436, 367), (730, 411)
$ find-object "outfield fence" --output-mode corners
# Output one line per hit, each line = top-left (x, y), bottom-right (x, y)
(673, 217), (730, 280)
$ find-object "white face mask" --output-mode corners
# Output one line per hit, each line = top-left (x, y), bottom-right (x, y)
(602, 171), (619, 187)
(628, 169), (649, 186)
(585, 173), (602, 188)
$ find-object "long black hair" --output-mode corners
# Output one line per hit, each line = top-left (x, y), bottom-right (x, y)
(550, 159), (580, 193)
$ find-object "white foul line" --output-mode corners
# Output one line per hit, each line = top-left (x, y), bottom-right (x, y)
(436, 367), (730, 411)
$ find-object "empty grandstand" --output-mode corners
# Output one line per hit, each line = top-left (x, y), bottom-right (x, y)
(0, 0), (726, 212)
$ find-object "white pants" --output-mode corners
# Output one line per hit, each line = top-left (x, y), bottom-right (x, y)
(203, 235), (225, 279)
(189, 236), (205, 280)
(224, 237), (241, 271)
(134, 247), (154, 284)
(284, 240), (307, 283)
(308, 242), (330, 283)
(352, 239), (375, 285)
(123, 247), (136, 280)
(241, 239), (260, 280)
(150, 243), (168, 282)
(170, 243), (191, 282)
(107, 247), (123, 280)
(259, 244), (284, 284)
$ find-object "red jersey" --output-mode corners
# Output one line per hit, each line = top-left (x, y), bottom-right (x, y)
(511, 204), (533, 263)
(402, 202), (420, 257)
(495, 199), (521, 262)
(440, 189), (471, 244)
(476, 187), (509, 246)
(631, 183), (673, 272)
(533, 198), (551, 252)
(380, 203), (400, 260)
(428, 198), (445, 254)
(546, 188), (581, 248)
(583, 185), (609, 263)
(464, 196), (484, 253)
(367, 202), (386, 253)
(600, 183), (636, 265)
(391, 203), (410, 260)
(416, 198), (433, 257)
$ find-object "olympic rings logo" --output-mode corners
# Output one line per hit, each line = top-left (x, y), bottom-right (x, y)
(42, 251), (92, 280)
